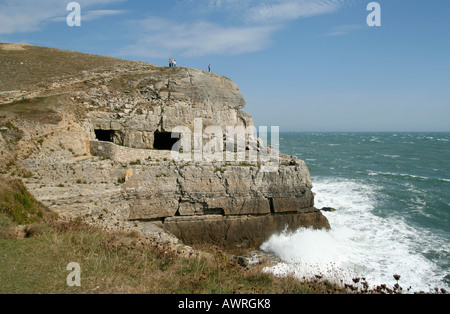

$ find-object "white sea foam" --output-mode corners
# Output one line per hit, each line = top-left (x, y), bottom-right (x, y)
(261, 177), (449, 293)
(382, 154), (400, 158)
(405, 183), (430, 218)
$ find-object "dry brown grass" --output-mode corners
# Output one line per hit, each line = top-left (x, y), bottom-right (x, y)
(0, 95), (63, 124)
(1, 43), (31, 51)
(1, 205), (443, 294)
(0, 212), (352, 294)
(0, 42), (155, 92)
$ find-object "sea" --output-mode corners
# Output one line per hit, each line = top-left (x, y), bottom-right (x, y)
(259, 132), (450, 293)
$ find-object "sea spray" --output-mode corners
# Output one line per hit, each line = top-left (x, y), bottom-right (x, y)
(261, 177), (449, 293)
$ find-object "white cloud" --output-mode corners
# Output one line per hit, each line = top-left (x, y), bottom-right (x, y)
(119, 0), (353, 58)
(119, 17), (279, 58)
(0, 0), (355, 57)
(83, 9), (125, 21)
(247, 0), (344, 23)
(321, 24), (365, 36)
(50, 9), (126, 23)
(195, 0), (347, 23)
(0, 0), (126, 35)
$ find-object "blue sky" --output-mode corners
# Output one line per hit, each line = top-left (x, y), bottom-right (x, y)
(1, 0), (449, 132)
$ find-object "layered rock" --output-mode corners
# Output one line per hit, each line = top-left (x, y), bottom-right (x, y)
(0, 43), (330, 251)
(85, 67), (253, 150)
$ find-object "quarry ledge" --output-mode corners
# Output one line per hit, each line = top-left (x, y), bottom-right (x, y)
(161, 208), (330, 251)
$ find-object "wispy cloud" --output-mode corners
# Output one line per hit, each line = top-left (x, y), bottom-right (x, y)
(247, 0), (344, 23)
(0, 0), (355, 57)
(122, 0), (352, 58)
(50, 9), (126, 23)
(119, 17), (279, 58)
(321, 24), (365, 36)
(183, 0), (347, 23)
(0, 0), (126, 35)
(83, 9), (126, 21)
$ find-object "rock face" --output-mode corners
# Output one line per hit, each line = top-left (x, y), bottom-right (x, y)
(125, 162), (314, 220)
(86, 67), (253, 150)
(164, 209), (329, 250)
(0, 43), (330, 251)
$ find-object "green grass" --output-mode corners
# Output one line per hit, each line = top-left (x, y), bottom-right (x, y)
(0, 217), (349, 294)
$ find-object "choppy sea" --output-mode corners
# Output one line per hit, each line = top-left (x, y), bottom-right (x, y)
(260, 132), (450, 293)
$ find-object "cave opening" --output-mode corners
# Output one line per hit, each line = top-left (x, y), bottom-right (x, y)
(95, 129), (116, 143)
(154, 131), (180, 151)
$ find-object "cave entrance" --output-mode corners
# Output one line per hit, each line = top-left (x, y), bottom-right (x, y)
(95, 129), (116, 143)
(154, 131), (180, 150)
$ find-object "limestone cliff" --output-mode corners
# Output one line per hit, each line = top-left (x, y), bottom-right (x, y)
(0, 43), (329, 251)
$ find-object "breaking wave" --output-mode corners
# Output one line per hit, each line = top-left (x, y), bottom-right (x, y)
(261, 177), (449, 293)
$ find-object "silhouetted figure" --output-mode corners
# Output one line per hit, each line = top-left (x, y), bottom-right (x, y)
(208, 64), (211, 72)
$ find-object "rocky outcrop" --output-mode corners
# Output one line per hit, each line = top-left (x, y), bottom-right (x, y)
(85, 67), (253, 150)
(0, 43), (330, 252)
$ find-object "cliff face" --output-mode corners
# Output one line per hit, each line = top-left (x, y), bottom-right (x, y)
(87, 67), (253, 149)
(0, 43), (329, 251)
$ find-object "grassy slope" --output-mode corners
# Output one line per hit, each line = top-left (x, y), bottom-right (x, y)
(0, 219), (344, 294)
(0, 43), (152, 92)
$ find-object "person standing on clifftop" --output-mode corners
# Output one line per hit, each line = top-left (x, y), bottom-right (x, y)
(208, 64), (211, 72)
(174, 59), (177, 67)
(169, 59), (172, 67)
